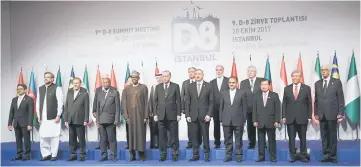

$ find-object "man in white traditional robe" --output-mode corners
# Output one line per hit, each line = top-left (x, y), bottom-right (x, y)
(36, 72), (63, 161)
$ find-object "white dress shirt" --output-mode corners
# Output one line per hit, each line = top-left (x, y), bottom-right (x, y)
(323, 76), (331, 85)
(74, 89), (80, 100)
(17, 94), (25, 108)
(217, 76), (224, 91)
(102, 87), (110, 98)
(229, 88), (236, 105)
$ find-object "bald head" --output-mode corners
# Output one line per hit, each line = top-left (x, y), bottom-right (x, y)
(102, 77), (111, 88)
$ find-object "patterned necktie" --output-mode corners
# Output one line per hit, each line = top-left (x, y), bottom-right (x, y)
(197, 84), (201, 97)
(263, 93), (267, 106)
(165, 84), (168, 97)
(323, 80), (328, 95)
(250, 79), (254, 92)
(294, 85), (298, 100)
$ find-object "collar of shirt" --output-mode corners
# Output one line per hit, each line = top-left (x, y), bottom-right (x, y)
(190, 79), (195, 83)
(197, 80), (203, 85)
(263, 91), (269, 96)
(164, 82), (170, 88)
(323, 76), (330, 83)
(102, 87), (110, 93)
(249, 77), (256, 83)
(229, 88), (236, 93)
(293, 83), (301, 88)
(18, 94), (25, 99)
(217, 76), (224, 81)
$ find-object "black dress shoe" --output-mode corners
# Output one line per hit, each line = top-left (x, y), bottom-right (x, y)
(125, 146), (129, 149)
(22, 157), (30, 161)
(67, 156), (77, 161)
(98, 156), (108, 162)
(159, 157), (166, 162)
(289, 159), (296, 163)
(51, 157), (57, 161)
(256, 158), (265, 162)
(300, 158), (309, 163)
(95, 146), (101, 149)
(40, 155), (51, 161)
(247, 145), (255, 149)
(214, 145), (220, 148)
(205, 158), (210, 162)
(271, 159), (277, 162)
(110, 156), (117, 162)
(188, 157), (199, 161)
(11, 156), (22, 161)
(153, 146), (159, 149)
(320, 159), (330, 162)
(237, 159), (243, 162)
(79, 157), (86, 161)
(186, 144), (192, 149)
(172, 156), (178, 162)
(331, 159), (338, 163)
(223, 158), (232, 162)
(128, 157), (136, 161)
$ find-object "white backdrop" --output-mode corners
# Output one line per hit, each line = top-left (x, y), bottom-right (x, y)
(1, 1), (360, 143)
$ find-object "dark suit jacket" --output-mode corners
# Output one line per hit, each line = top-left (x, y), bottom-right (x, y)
(315, 78), (345, 120)
(185, 81), (214, 122)
(282, 84), (312, 124)
(8, 95), (34, 127)
(219, 89), (247, 126)
(252, 91), (281, 129)
(181, 79), (193, 111)
(64, 87), (90, 125)
(93, 86), (120, 124)
(154, 82), (182, 121)
(210, 77), (229, 120)
(240, 77), (263, 113)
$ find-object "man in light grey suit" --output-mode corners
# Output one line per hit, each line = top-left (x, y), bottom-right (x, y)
(93, 77), (120, 162)
(64, 78), (89, 161)
(315, 65), (344, 163)
(219, 76), (247, 162)
(181, 67), (201, 148)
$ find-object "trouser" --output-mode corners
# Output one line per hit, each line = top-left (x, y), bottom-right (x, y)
(320, 117), (338, 160)
(14, 125), (31, 158)
(99, 123), (117, 157)
(69, 124), (86, 157)
(159, 118), (179, 157)
(257, 127), (276, 160)
(247, 112), (256, 146)
(287, 121), (307, 160)
(223, 125), (243, 159)
(191, 118), (210, 158)
(40, 136), (60, 158)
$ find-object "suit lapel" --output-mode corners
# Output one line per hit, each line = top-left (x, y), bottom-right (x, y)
(199, 82), (206, 100)
(253, 78), (261, 93)
(73, 90), (81, 102)
(221, 78), (228, 90)
(17, 96), (24, 111)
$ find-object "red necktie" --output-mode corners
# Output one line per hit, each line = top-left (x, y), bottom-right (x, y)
(294, 85), (298, 100)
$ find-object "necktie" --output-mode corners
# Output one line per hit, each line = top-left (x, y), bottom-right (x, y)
(197, 83), (201, 97)
(294, 85), (298, 100)
(104, 90), (108, 99)
(263, 93), (267, 106)
(250, 79), (254, 92)
(165, 84), (168, 97)
(323, 80), (328, 95)
(17, 96), (22, 108)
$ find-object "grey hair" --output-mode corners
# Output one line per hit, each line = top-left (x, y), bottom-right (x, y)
(291, 70), (302, 77)
(188, 67), (196, 71)
(321, 64), (331, 71)
(216, 65), (224, 70)
(247, 66), (257, 72)
(162, 70), (172, 76)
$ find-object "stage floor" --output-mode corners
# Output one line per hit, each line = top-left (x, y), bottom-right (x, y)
(2, 140), (360, 166)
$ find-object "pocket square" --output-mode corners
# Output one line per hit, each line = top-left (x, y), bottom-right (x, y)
(268, 97), (270, 99)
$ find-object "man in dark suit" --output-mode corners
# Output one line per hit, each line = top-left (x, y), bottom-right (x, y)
(240, 66), (262, 149)
(181, 67), (202, 148)
(253, 79), (280, 162)
(185, 69), (213, 162)
(93, 77), (120, 162)
(315, 65), (344, 163)
(219, 77), (247, 162)
(282, 70), (312, 163)
(154, 70), (182, 162)
(8, 84), (34, 161)
(210, 65), (229, 148)
(64, 78), (89, 161)
(148, 73), (163, 149)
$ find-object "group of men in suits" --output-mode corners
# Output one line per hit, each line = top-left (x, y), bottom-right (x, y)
(7, 64), (344, 163)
